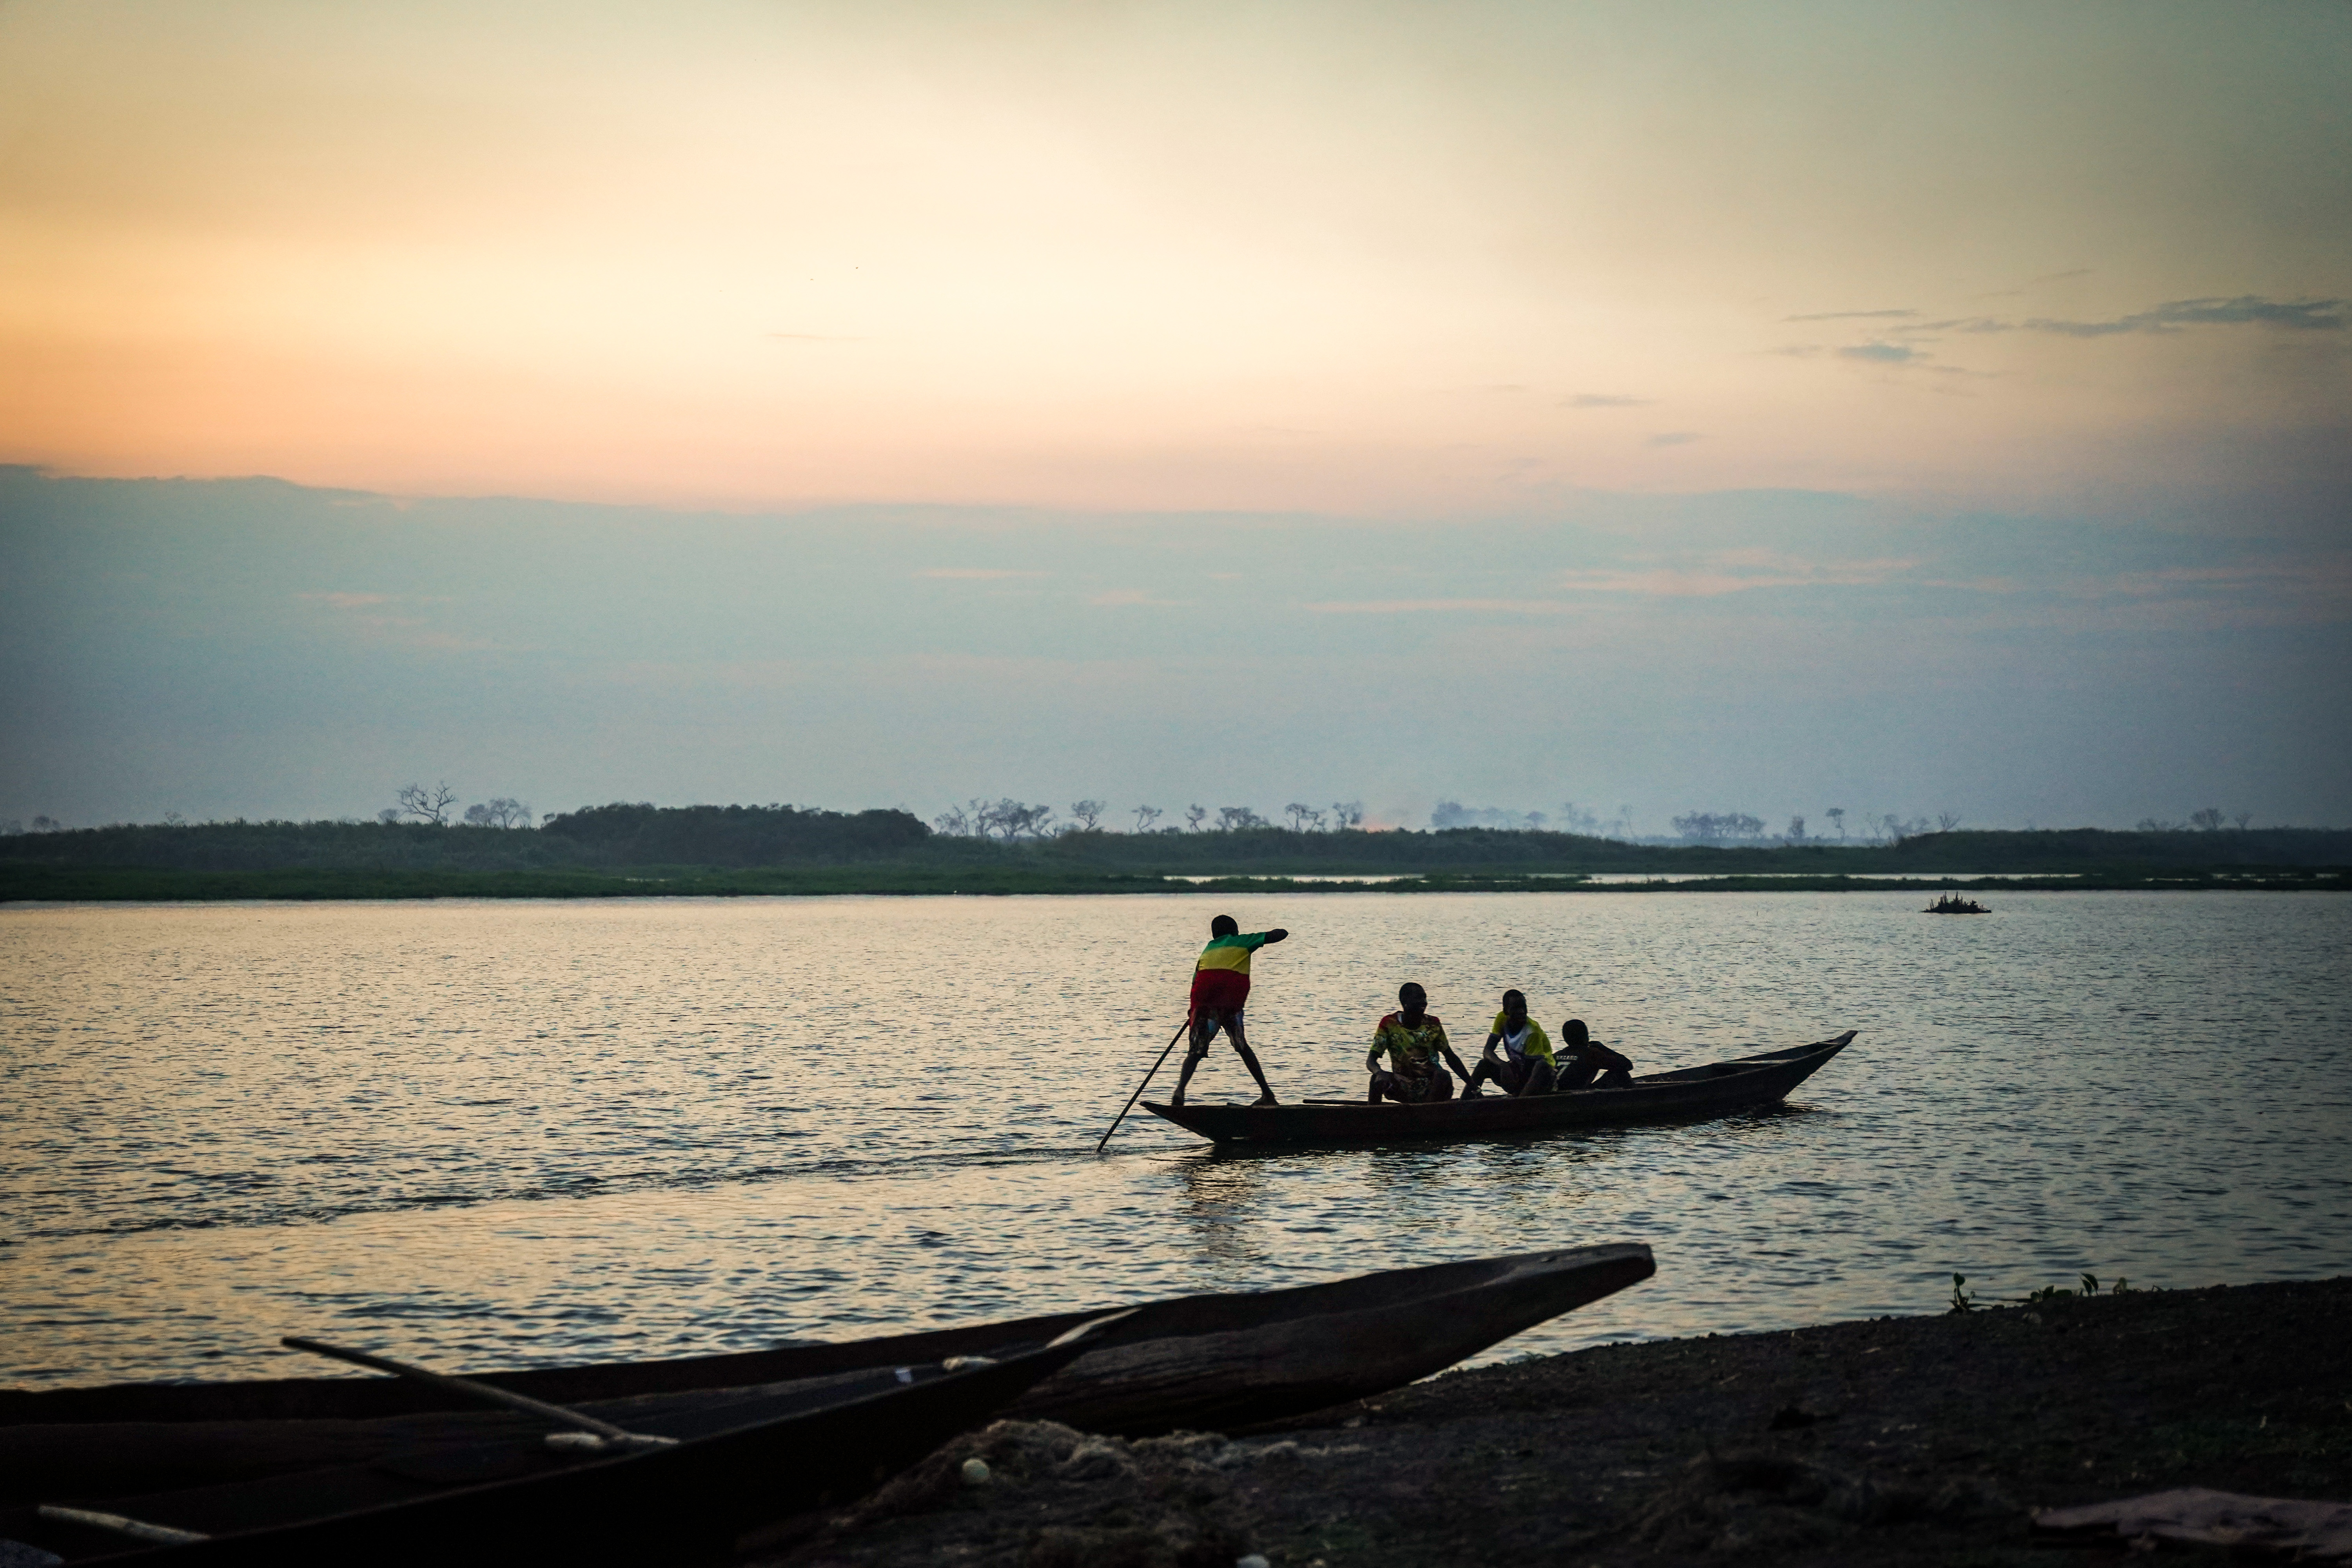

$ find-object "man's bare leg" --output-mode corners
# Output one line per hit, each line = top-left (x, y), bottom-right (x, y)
(1225, 1014), (1278, 1104)
(1169, 1016), (1214, 1107)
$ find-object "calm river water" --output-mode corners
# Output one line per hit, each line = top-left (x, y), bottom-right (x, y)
(4, 892), (2348, 1389)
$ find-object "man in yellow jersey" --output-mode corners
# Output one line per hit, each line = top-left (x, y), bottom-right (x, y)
(1464, 988), (1556, 1097)
(1365, 982), (1476, 1103)
(1170, 913), (1288, 1108)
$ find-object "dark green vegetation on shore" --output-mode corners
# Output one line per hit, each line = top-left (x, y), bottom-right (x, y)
(3, 865), (2341, 902)
(772, 1275), (2352, 1568)
(3, 805), (2345, 900)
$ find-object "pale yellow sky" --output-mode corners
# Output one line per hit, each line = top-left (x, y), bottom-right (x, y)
(3, 0), (2346, 515)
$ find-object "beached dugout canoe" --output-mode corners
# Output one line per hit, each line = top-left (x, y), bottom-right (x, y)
(2, 1318), (1115, 1568)
(2, 1244), (1655, 1508)
(1144, 1033), (1856, 1146)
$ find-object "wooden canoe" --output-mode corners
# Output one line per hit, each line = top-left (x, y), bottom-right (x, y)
(3, 1319), (1114, 1568)
(2, 1244), (1655, 1510)
(1145, 1033), (1856, 1146)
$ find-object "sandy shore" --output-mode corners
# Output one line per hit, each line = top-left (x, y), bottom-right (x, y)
(765, 1274), (2352, 1567)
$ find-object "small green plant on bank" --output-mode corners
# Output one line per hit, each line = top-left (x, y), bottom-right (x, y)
(1950, 1270), (2134, 1314)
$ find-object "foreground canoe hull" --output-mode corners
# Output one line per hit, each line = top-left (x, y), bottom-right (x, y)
(22, 1335), (1097, 1568)
(1011, 1241), (1652, 1434)
(1143, 1033), (1855, 1147)
(2, 1244), (1655, 1522)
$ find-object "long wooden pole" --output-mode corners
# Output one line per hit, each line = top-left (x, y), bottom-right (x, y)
(1095, 1016), (1191, 1154)
(281, 1337), (675, 1449)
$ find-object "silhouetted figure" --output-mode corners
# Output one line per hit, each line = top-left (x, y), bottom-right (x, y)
(1171, 914), (1287, 1108)
(1366, 982), (1475, 1103)
(1552, 1018), (1633, 1090)
(1465, 988), (1557, 1097)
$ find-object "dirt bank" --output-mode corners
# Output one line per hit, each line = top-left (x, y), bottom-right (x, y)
(765, 1274), (2352, 1567)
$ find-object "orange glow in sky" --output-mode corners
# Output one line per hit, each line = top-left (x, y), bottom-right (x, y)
(2, 0), (2346, 516)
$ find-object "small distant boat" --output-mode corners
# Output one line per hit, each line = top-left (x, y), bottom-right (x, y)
(1, 1246), (1654, 1555)
(1145, 1033), (1855, 1147)
(1925, 894), (1989, 913)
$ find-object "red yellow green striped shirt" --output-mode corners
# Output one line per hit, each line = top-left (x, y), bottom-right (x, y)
(1190, 931), (1273, 1011)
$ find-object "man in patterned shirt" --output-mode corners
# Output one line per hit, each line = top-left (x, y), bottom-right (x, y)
(1170, 914), (1288, 1108)
(1365, 982), (1476, 1103)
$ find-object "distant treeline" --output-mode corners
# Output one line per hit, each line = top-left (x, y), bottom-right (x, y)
(1, 806), (2347, 878)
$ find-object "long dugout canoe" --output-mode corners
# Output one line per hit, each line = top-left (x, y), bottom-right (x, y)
(4, 1319), (1114, 1568)
(2, 1245), (1656, 1507)
(1143, 1033), (1855, 1147)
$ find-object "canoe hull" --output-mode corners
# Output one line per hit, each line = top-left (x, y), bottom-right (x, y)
(1016, 1242), (1653, 1434)
(1143, 1033), (1855, 1147)
(2, 1245), (1656, 1519)
(20, 1337), (1094, 1568)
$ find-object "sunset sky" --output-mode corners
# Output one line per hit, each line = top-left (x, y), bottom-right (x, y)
(3, 0), (2347, 829)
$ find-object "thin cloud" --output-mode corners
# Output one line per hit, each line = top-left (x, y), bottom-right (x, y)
(766, 332), (865, 342)
(1838, 342), (1918, 363)
(1646, 432), (1702, 446)
(1784, 308), (1918, 322)
(299, 592), (396, 608)
(1088, 588), (1184, 607)
(1564, 393), (1652, 408)
(1304, 598), (1577, 614)
(2022, 296), (2344, 337)
(920, 568), (1044, 580)
(1557, 553), (1922, 598)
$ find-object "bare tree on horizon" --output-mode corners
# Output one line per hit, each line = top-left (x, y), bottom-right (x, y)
(1132, 804), (1163, 833)
(464, 797), (532, 828)
(395, 782), (458, 826)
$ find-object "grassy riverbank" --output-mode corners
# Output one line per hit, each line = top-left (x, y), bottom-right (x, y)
(2, 865), (2343, 901)
(769, 1274), (2352, 1568)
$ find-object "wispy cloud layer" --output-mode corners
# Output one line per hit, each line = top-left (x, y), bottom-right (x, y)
(5, 472), (2345, 828)
(2020, 296), (2345, 337)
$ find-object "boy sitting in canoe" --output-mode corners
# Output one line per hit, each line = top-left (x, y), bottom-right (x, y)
(1170, 914), (1287, 1108)
(1553, 1019), (1634, 1090)
(1366, 983), (1476, 1103)
(1464, 989), (1556, 1097)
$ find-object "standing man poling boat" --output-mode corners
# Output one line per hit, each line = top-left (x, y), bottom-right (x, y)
(1366, 982), (1477, 1103)
(1170, 914), (1287, 1108)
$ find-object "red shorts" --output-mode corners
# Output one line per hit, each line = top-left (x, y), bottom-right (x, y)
(1189, 969), (1251, 1014)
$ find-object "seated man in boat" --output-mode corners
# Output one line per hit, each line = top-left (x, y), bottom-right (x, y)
(1552, 1019), (1634, 1090)
(1365, 983), (1475, 1103)
(1170, 914), (1287, 1108)
(1465, 989), (1555, 1097)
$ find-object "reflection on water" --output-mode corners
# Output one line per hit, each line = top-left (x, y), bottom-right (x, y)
(3, 892), (2348, 1388)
